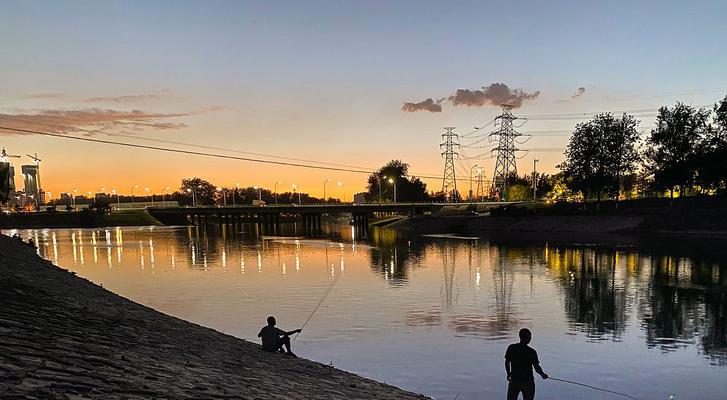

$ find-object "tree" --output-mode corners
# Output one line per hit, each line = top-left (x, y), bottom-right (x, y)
(643, 103), (711, 197)
(365, 160), (429, 202)
(697, 96), (727, 193)
(559, 113), (639, 203)
(181, 178), (216, 205)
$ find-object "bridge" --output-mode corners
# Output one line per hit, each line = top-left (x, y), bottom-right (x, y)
(147, 203), (443, 229)
(147, 202), (515, 231)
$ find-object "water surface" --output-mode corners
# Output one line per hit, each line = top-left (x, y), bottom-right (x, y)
(14, 222), (727, 400)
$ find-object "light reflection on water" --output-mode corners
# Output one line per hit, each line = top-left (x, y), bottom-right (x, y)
(14, 223), (727, 400)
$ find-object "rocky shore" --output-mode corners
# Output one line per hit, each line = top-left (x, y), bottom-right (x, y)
(0, 234), (429, 400)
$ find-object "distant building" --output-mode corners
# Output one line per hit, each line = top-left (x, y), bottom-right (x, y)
(8, 164), (15, 193)
(353, 192), (367, 204)
(21, 164), (39, 198)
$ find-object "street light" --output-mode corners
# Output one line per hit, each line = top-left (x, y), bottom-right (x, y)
(378, 175), (385, 204)
(72, 189), (78, 211)
(274, 180), (282, 206)
(144, 187), (154, 207)
(253, 185), (262, 205)
(533, 159), (540, 201)
(323, 178), (332, 205)
(233, 183), (240, 207)
(112, 189), (120, 209)
(216, 187), (227, 207)
(292, 184), (301, 205)
(469, 164), (480, 203)
(337, 181), (345, 203)
(186, 188), (196, 206)
(388, 177), (397, 203)
(162, 186), (170, 207)
(131, 185), (138, 203)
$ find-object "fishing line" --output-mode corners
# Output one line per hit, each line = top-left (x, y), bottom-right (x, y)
(549, 377), (640, 400)
(293, 269), (342, 341)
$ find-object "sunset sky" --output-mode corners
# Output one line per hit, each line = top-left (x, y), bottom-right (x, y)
(1, 0), (726, 199)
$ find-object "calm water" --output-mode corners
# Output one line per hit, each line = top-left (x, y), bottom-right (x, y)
(13, 221), (727, 400)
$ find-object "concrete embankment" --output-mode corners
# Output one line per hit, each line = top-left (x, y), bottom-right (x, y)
(389, 197), (727, 237)
(0, 235), (428, 400)
(0, 210), (162, 229)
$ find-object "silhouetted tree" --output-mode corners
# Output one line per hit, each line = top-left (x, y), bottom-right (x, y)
(697, 96), (727, 193)
(180, 178), (216, 205)
(643, 103), (711, 197)
(559, 113), (639, 203)
(365, 160), (429, 202)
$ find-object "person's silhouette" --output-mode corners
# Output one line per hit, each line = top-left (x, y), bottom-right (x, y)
(258, 316), (301, 357)
(505, 328), (548, 400)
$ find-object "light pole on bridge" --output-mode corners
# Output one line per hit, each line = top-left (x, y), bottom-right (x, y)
(274, 180), (282, 205)
(388, 177), (397, 203)
(323, 178), (331, 205)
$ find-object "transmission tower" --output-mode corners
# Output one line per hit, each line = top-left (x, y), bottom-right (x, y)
(440, 127), (459, 202)
(475, 170), (485, 201)
(489, 106), (526, 200)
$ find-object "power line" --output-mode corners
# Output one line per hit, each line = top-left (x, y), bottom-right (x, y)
(0, 114), (374, 171)
(0, 125), (471, 183)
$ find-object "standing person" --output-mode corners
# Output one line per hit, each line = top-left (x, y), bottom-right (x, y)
(258, 316), (301, 357)
(505, 328), (548, 400)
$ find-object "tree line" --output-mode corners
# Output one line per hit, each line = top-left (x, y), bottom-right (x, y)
(557, 95), (727, 202)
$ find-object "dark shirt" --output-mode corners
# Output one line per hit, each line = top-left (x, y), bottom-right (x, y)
(258, 326), (286, 351)
(505, 343), (540, 382)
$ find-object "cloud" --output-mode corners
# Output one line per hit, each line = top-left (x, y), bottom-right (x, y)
(448, 83), (540, 109)
(571, 87), (586, 99)
(401, 98), (442, 113)
(401, 83), (540, 112)
(84, 94), (163, 103)
(21, 93), (67, 99)
(0, 107), (223, 136)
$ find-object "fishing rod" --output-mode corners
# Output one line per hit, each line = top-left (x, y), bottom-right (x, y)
(549, 377), (640, 400)
(293, 269), (342, 341)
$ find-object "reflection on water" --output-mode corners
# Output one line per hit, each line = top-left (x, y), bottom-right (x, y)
(14, 222), (727, 400)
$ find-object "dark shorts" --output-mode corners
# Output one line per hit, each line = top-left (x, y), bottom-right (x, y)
(262, 336), (290, 352)
(507, 380), (535, 400)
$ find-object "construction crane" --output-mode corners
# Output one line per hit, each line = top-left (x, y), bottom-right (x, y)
(1, 146), (21, 163)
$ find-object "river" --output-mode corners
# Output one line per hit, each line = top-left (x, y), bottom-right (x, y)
(11, 220), (727, 400)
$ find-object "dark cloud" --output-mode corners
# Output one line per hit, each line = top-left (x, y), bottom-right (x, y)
(448, 83), (540, 109)
(571, 87), (586, 99)
(0, 106), (224, 136)
(401, 98), (442, 113)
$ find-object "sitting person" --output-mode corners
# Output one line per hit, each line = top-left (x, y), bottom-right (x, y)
(258, 316), (301, 357)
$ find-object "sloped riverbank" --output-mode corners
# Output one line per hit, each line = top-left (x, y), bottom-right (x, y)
(0, 235), (429, 400)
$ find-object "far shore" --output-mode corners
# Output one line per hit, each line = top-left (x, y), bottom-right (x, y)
(0, 234), (428, 399)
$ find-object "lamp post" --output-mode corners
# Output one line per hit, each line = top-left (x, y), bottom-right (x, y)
(131, 185), (138, 203)
(161, 186), (170, 207)
(253, 185), (262, 205)
(533, 159), (540, 201)
(323, 178), (332, 205)
(292, 184), (301, 205)
(233, 183), (239, 207)
(469, 164), (480, 203)
(378, 175), (386, 204)
(388, 177), (397, 203)
(112, 189), (120, 209)
(144, 187), (154, 207)
(337, 181), (345, 203)
(186, 188), (195, 206)
(274, 180), (282, 206)
(216, 187), (227, 206)
(72, 189), (78, 211)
